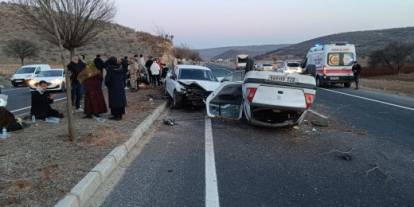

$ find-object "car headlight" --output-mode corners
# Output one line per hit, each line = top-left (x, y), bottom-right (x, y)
(28, 80), (37, 86)
(51, 79), (63, 85)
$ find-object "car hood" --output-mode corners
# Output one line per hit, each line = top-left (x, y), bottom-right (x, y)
(12, 74), (33, 79)
(178, 80), (221, 92)
(31, 77), (63, 82)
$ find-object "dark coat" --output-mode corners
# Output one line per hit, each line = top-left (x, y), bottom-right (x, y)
(105, 59), (127, 109)
(94, 57), (105, 72)
(352, 64), (362, 76)
(84, 75), (107, 115)
(0, 107), (22, 132)
(68, 62), (85, 84)
(31, 90), (63, 120)
(145, 59), (154, 76)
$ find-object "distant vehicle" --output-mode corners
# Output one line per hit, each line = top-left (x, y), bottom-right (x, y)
(28, 69), (65, 92)
(206, 70), (316, 127)
(10, 64), (51, 87)
(279, 61), (303, 74)
(258, 63), (274, 71)
(165, 65), (221, 108)
(236, 54), (249, 69)
(303, 43), (356, 87)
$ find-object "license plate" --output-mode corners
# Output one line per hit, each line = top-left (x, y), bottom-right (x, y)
(330, 77), (339, 80)
(269, 75), (296, 83)
(15, 80), (23, 83)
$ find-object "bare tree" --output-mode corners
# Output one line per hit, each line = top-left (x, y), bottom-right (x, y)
(369, 42), (414, 74)
(173, 44), (202, 62)
(3, 38), (39, 65)
(12, 0), (116, 141)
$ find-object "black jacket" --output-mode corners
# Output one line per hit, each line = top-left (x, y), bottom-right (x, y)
(31, 91), (53, 119)
(105, 58), (127, 109)
(352, 64), (362, 76)
(68, 62), (85, 83)
(94, 57), (105, 72)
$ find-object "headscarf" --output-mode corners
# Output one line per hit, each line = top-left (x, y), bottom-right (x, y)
(77, 60), (102, 84)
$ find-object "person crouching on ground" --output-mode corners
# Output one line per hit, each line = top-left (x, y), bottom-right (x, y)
(105, 57), (127, 121)
(31, 81), (64, 120)
(78, 61), (108, 119)
(0, 95), (28, 132)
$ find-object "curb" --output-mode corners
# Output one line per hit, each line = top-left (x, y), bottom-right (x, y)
(55, 102), (167, 207)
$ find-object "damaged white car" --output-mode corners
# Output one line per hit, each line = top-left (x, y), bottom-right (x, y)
(206, 71), (316, 127)
(165, 65), (221, 108)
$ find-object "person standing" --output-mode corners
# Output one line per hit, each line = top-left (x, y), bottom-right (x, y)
(94, 54), (105, 74)
(67, 56), (85, 111)
(129, 57), (139, 92)
(138, 54), (149, 84)
(105, 57), (127, 121)
(352, 61), (362, 90)
(150, 59), (161, 87)
(78, 61), (108, 119)
(145, 57), (154, 85)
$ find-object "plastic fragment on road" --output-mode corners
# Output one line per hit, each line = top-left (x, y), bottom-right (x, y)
(163, 118), (176, 126)
(0, 127), (10, 139)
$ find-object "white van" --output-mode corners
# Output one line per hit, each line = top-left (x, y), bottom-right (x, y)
(10, 64), (51, 87)
(303, 43), (356, 87)
(236, 54), (249, 69)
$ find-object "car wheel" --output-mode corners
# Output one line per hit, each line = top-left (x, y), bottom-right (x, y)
(60, 84), (66, 92)
(344, 82), (351, 88)
(12, 82), (18, 87)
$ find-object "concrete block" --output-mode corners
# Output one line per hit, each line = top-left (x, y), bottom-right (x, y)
(54, 194), (79, 207)
(70, 172), (101, 206)
(91, 156), (117, 179)
(108, 145), (128, 163)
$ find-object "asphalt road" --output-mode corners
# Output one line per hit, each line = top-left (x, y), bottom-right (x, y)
(95, 64), (414, 207)
(2, 87), (66, 116)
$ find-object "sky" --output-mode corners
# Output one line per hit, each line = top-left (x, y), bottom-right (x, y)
(112, 0), (414, 49)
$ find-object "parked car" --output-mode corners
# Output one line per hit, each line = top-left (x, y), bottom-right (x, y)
(28, 69), (65, 91)
(258, 63), (274, 71)
(10, 64), (51, 87)
(278, 61), (303, 74)
(206, 70), (316, 127)
(165, 65), (221, 108)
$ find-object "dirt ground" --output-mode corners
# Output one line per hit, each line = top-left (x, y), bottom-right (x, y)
(360, 73), (414, 96)
(0, 88), (165, 207)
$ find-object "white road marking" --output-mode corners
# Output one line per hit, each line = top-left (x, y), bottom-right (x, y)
(205, 118), (220, 207)
(308, 109), (329, 119)
(10, 97), (67, 114)
(320, 88), (414, 111)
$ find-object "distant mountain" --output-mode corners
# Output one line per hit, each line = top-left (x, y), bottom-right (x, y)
(257, 27), (414, 60)
(198, 44), (289, 60)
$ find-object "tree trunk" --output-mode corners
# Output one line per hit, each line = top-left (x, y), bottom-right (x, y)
(20, 57), (24, 65)
(51, 19), (75, 141)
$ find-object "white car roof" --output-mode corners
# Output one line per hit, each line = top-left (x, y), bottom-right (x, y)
(177, 65), (211, 71)
(21, 64), (50, 67)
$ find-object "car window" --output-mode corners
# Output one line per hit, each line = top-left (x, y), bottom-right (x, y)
(15, 67), (36, 74)
(37, 70), (64, 77)
(287, 63), (300, 67)
(179, 69), (217, 81)
(224, 71), (244, 82)
(211, 68), (231, 78)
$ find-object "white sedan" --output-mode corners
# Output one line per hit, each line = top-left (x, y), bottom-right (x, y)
(165, 65), (221, 108)
(206, 70), (316, 127)
(28, 69), (66, 91)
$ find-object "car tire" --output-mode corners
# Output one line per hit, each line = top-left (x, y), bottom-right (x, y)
(344, 82), (351, 88)
(12, 82), (18, 87)
(60, 84), (66, 92)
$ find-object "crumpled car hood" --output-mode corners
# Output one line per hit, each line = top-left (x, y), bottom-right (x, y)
(178, 80), (221, 92)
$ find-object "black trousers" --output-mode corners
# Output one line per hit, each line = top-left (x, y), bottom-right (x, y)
(354, 74), (360, 88)
(111, 107), (125, 118)
(71, 81), (83, 109)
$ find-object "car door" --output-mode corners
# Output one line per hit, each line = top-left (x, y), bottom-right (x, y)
(206, 82), (243, 120)
(165, 67), (177, 97)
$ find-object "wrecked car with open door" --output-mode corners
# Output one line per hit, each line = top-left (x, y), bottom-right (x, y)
(206, 71), (316, 127)
(165, 65), (221, 108)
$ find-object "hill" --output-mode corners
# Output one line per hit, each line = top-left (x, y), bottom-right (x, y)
(198, 44), (289, 60)
(257, 27), (414, 60)
(0, 2), (173, 65)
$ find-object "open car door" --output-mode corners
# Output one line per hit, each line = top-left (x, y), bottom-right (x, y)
(206, 82), (243, 120)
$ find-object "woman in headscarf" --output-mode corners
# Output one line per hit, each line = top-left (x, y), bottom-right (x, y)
(105, 57), (127, 121)
(78, 61), (108, 119)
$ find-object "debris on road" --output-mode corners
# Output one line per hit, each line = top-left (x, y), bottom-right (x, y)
(163, 118), (176, 126)
(311, 119), (329, 127)
(321, 148), (354, 161)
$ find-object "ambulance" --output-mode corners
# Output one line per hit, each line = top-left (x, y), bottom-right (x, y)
(236, 54), (249, 70)
(303, 43), (356, 87)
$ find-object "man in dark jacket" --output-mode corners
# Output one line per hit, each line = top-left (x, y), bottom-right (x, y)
(145, 57), (154, 85)
(105, 57), (127, 121)
(94, 54), (105, 73)
(352, 61), (362, 90)
(68, 56), (85, 110)
(31, 81), (64, 120)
